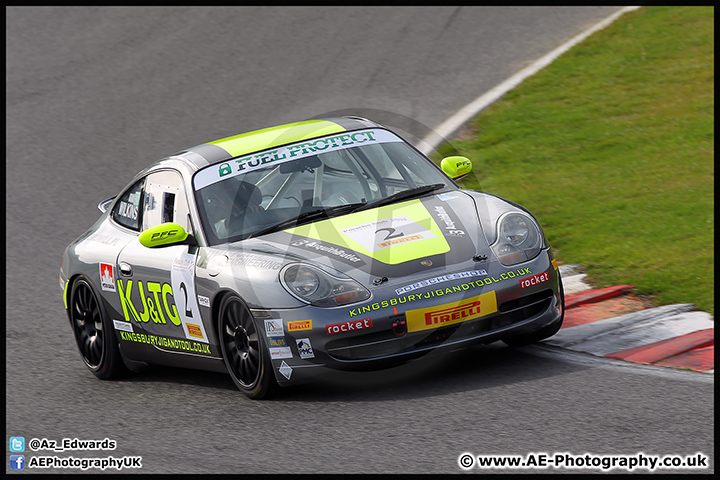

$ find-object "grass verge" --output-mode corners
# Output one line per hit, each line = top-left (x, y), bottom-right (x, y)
(436, 6), (714, 315)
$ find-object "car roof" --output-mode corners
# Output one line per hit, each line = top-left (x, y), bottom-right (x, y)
(174, 116), (382, 171)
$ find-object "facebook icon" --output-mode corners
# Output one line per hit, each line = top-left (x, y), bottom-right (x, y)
(10, 455), (25, 470)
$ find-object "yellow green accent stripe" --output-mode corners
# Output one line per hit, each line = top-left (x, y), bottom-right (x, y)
(208, 120), (346, 158)
(63, 282), (69, 309)
(286, 200), (449, 265)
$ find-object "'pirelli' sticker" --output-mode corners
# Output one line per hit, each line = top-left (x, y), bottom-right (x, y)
(405, 291), (497, 333)
(287, 320), (312, 331)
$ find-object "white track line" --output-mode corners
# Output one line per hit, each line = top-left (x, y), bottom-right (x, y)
(420, 6), (641, 154)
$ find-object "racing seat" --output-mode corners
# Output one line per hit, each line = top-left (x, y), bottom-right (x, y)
(234, 181), (263, 214)
(226, 182), (265, 235)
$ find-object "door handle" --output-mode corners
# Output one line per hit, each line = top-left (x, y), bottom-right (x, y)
(119, 262), (133, 277)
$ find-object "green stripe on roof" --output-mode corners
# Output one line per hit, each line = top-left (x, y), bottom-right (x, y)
(207, 119), (346, 158)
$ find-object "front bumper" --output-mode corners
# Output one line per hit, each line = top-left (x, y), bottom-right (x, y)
(256, 250), (563, 386)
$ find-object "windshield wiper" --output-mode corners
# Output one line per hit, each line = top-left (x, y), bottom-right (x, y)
(247, 202), (366, 238)
(352, 183), (445, 213)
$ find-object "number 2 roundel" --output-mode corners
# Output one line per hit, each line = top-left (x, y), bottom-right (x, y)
(170, 251), (209, 343)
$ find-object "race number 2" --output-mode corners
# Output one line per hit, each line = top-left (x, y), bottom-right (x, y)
(171, 252), (209, 342)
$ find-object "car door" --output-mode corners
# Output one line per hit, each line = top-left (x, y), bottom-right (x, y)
(115, 169), (210, 354)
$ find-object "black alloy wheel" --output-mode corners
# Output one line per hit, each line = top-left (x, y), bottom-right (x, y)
(218, 295), (278, 399)
(69, 277), (127, 379)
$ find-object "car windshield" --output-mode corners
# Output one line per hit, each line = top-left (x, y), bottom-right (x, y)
(193, 128), (453, 245)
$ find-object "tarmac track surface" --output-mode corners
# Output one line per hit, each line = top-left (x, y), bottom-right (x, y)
(6, 7), (713, 474)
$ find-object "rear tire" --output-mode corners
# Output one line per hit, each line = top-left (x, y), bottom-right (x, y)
(218, 295), (278, 399)
(69, 277), (128, 379)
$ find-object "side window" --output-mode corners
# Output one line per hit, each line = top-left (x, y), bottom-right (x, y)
(112, 179), (144, 231)
(142, 170), (192, 233)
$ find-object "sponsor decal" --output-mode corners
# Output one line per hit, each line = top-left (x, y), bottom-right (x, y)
(197, 295), (210, 308)
(186, 323), (204, 339)
(99, 263), (116, 292)
(287, 319), (312, 331)
(436, 194), (457, 201)
(406, 291), (498, 333)
(434, 206), (455, 229)
(265, 319), (285, 337)
(434, 206), (465, 237)
(378, 234), (423, 248)
(117, 279), (181, 326)
(112, 319), (133, 333)
(219, 163), (232, 177)
(340, 215), (435, 253)
(326, 318), (373, 334)
(149, 228), (179, 243)
(119, 330), (212, 355)
(278, 361), (292, 380)
(296, 338), (315, 359)
(87, 233), (121, 247)
(268, 337), (287, 347)
(270, 346), (293, 360)
(289, 238), (364, 264)
(116, 275), (208, 343)
(519, 271), (550, 289)
(287, 199), (450, 266)
(171, 251), (208, 342)
(224, 252), (283, 270)
(194, 129), (399, 189)
(348, 268), (533, 316)
(395, 270), (488, 295)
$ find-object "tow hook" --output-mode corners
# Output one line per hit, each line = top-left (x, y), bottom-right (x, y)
(392, 316), (407, 337)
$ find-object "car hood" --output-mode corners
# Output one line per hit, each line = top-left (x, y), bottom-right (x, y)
(202, 191), (497, 287)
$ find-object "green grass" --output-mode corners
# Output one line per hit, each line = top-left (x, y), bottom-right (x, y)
(436, 6), (714, 315)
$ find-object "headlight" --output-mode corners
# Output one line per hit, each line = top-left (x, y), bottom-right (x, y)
(280, 263), (371, 307)
(491, 213), (543, 265)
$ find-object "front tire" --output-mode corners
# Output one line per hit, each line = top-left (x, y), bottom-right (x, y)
(218, 295), (278, 399)
(69, 277), (128, 379)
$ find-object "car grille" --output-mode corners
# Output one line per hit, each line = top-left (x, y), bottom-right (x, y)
(325, 289), (555, 361)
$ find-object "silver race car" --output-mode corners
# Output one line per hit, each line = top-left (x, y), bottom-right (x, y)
(60, 116), (564, 399)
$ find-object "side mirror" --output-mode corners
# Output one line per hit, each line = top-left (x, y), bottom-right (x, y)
(139, 222), (196, 248)
(440, 156), (472, 180)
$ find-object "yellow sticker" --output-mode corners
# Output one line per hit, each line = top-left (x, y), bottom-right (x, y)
(287, 200), (449, 265)
(287, 320), (312, 331)
(406, 291), (497, 333)
(186, 323), (204, 339)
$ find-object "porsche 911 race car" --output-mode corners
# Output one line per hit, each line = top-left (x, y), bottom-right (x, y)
(60, 116), (564, 399)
